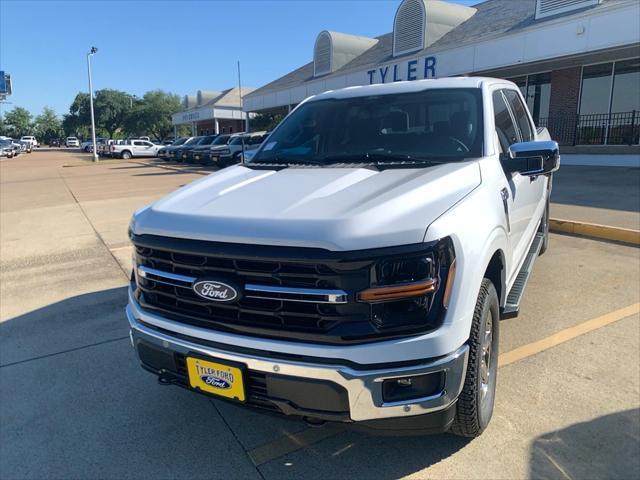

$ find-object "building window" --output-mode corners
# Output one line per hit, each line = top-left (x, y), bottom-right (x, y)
(579, 63), (613, 115)
(506, 73), (551, 125)
(525, 73), (551, 124)
(578, 59), (640, 145)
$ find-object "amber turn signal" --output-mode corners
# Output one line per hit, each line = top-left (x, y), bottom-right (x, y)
(358, 278), (438, 303)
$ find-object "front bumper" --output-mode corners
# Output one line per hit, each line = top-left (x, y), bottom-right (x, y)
(127, 301), (468, 424)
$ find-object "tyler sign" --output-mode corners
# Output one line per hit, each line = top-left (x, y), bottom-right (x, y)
(367, 56), (437, 85)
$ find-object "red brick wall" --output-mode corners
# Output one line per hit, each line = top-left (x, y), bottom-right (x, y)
(548, 67), (582, 144)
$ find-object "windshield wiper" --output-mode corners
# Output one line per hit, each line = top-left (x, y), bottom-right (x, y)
(321, 152), (451, 167)
(246, 157), (326, 169)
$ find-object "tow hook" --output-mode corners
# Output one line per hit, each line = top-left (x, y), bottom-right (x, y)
(303, 416), (327, 428)
(158, 371), (174, 386)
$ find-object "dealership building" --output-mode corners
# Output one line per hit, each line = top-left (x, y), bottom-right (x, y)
(172, 87), (254, 136)
(244, 0), (640, 156)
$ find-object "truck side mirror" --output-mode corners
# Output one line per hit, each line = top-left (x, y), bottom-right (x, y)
(502, 141), (560, 176)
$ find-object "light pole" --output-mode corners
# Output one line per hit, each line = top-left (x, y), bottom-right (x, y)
(87, 46), (99, 161)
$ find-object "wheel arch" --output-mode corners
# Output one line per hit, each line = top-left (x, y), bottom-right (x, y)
(483, 249), (506, 308)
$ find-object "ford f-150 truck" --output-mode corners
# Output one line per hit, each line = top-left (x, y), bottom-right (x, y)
(111, 139), (162, 159)
(127, 77), (559, 436)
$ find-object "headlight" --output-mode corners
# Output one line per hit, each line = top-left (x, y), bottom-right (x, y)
(358, 238), (455, 331)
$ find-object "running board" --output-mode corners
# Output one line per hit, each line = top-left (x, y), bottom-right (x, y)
(502, 232), (545, 319)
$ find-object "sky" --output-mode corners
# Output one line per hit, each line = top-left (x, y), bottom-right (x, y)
(0, 0), (477, 118)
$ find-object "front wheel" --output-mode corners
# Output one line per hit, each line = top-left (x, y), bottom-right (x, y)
(450, 278), (499, 438)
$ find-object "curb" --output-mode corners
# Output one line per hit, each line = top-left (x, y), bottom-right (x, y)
(549, 218), (640, 246)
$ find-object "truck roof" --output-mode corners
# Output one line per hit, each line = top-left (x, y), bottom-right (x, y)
(308, 76), (514, 102)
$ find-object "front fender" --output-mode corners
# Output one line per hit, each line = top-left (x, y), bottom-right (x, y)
(424, 175), (510, 349)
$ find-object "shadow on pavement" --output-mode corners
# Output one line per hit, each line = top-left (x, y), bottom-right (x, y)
(529, 409), (640, 480)
(551, 166), (640, 213)
(0, 287), (470, 479)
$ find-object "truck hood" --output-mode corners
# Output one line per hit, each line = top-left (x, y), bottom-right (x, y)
(134, 162), (481, 251)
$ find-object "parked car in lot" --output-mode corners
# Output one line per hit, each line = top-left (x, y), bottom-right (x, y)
(158, 137), (192, 161)
(66, 137), (80, 148)
(49, 139), (61, 147)
(166, 136), (203, 162)
(20, 136), (39, 148)
(192, 134), (232, 164)
(18, 140), (33, 153)
(183, 135), (220, 162)
(206, 133), (244, 165)
(0, 139), (18, 158)
(217, 131), (269, 168)
(81, 138), (106, 152)
(128, 77), (559, 437)
(171, 136), (216, 162)
(110, 139), (162, 159)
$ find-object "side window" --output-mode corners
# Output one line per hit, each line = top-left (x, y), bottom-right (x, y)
(133, 141), (144, 146)
(504, 90), (534, 142)
(492, 90), (520, 152)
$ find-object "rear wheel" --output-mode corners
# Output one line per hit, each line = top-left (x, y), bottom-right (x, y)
(451, 278), (499, 438)
(121, 150), (132, 160)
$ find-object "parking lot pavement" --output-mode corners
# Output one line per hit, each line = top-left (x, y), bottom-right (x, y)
(1, 151), (639, 480)
(550, 165), (640, 230)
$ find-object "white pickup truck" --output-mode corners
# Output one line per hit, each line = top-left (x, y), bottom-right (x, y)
(127, 77), (559, 436)
(111, 139), (162, 159)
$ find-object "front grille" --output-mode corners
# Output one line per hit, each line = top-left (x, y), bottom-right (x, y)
(132, 238), (375, 343)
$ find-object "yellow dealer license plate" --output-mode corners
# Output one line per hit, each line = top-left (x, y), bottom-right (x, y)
(186, 357), (246, 402)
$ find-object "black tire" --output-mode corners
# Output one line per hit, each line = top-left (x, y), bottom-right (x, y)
(538, 198), (550, 255)
(121, 150), (132, 160)
(451, 278), (500, 438)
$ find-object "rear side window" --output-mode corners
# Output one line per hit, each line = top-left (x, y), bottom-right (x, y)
(492, 91), (520, 152)
(504, 90), (534, 142)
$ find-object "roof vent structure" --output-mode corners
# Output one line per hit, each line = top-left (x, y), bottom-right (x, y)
(535, 0), (602, 20)
(313, 30), (378, 77)
(393, 0), (476, 57)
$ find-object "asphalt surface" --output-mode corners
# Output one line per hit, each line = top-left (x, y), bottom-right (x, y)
(1, 150), (639, 480)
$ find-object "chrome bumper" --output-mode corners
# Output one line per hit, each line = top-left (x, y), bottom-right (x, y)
(126, 303), (468, 422)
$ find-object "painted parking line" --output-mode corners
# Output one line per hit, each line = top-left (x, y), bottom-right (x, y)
(244, 302), (639, 467)
(498, 302), (639, 367)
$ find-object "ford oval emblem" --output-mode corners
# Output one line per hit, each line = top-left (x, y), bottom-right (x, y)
(192, 280), (240, 303)
(200, 374), (231, 389)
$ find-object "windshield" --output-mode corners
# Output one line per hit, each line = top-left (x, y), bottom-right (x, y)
(183, 137), (201, 146)
(251, 88), (483, 166)
(229, 136), (247, 146)
(199, 135), (217, 146)
(211, 135), (230, 145)
(172, 137), (187, 146)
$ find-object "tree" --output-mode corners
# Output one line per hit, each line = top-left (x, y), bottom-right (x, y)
(251, 112), (285, 132)
(4, 107), (33, 137)
(93, 89), (131, 138)
(34, 107), (63, 143)
(127, 90), (182, 141)
(63, 93), (91, 138)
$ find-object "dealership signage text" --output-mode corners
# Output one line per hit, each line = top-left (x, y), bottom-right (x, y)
(367, 56), (437, 84)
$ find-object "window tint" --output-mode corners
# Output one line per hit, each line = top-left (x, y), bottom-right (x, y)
(133, 141), (145, 146)
(252, 88), (484, 164)
(492, 90), (519, 152)
(504, 90), (533, 142)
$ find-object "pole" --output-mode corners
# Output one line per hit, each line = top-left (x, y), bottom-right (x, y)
(237, 60), (246, 164)
(87, 49), (98, 161)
